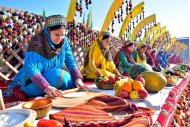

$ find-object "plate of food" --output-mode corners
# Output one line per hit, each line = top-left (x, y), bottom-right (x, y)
(62, 92), (87, 98)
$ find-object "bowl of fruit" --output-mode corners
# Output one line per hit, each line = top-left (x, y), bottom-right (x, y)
(114, 75), (149, 101)
(94, 76), (118, 90)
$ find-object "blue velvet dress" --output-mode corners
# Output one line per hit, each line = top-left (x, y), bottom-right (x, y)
(11, 30), (81, 97)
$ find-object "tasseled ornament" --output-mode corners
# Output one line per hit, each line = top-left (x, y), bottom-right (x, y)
(111, 25), (114, 33)
(126, 2), (129, 15)
(120, 7), (123, 15)
(129, 0), (132, 7)
(118, 14), (120, 23)
(129, 0), (132, 11)
(111, 20), (114, 26)
(136, 16), (138, 23)
(79, 4), (83, 17)
(111, 28), (114, 33)
(76, 2), (79, 11)
(144, 27), (147, 32)
(85, 0), (89, 9)
(130, 12), (132, 18)
(121, 17), (123, 22)
(89, 0), (92, 4)
(143, 11), (145, 19)
(114, 12), (117, 19)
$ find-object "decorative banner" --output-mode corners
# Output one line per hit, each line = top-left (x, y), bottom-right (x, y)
(119, 2), (144, 38)
(165, 37), (176, 51)
(157, 31), (169, 44)
(150, 26), (166, 46)
(158, 31), (170, 49)
(66, 0), (77, 22)
(141, 22), (160, 44)
(101, 0), (123, 32)
(131, 14), (156, 41)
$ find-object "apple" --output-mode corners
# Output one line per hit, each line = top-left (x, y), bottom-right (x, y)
(100, 79), (107, 83)
(108, 76), (116, 84)
(129, 91), (139, 100)
(102, 76), (109, 81)
(115, 76), (121, 81)
(135, 75), (145, 86)
(119, 90), (129, 99)
(138, 89), (148, 99)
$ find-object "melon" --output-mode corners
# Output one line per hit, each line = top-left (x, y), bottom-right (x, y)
(141, 71), (167, 93)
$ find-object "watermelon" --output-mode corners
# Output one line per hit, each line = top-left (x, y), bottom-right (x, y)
(129, 63), (152, 80)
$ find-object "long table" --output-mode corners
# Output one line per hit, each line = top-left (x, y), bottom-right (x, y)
(11, 75), (189, 126)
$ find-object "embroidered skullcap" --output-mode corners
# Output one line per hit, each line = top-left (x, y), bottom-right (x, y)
(45, 15), (67, 28)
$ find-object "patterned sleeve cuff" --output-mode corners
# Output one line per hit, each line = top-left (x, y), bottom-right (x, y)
(31, 73), (50, 91)
(70, 68), (83, 80)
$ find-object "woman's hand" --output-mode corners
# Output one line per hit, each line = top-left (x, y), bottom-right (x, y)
(75, 78), (89, 91)
(43, 86), (62, 97)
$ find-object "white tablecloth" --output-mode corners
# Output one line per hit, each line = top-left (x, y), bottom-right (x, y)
(10, 79), (182, 126)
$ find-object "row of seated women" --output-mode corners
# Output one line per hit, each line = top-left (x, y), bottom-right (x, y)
(9, 15), (182, 100)
(81, 31), (178, 80)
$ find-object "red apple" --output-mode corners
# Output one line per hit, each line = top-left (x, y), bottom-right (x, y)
(108, 76), (116, 84)
(119, 90), (129, 99)
(100, 79), (107, 83)
(135, 75), (145, 86)
(138, 89), (148, 99)
(115, 76), (121, 81)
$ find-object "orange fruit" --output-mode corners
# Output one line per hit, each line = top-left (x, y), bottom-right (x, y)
(121, 82), (132, 92)
(132, 81), (144, 91)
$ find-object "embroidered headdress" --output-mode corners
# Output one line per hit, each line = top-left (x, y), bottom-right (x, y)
(45, 15), (67, 28)
(27, 15), (67, 59)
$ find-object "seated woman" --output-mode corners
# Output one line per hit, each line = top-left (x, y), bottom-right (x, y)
(168, 54), (177, 64)
(148, 49), (162, 72)
(162, 51), (170, 67)
(145, 45), (152, 62)
(10, 15), (89, 99)
(115, 41), (135, 74)
(132, 43), (147, 63)
(157, 51), (167, 68)
(81, 31), (121, 80)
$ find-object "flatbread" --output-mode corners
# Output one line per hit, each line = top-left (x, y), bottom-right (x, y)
(63, 92), (86, 98)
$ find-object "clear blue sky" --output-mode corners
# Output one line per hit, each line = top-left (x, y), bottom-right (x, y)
(0, 0), (189, 38)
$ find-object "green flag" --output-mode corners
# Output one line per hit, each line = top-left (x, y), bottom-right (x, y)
(43, 7), (46, 22)
(82, 12), (85, 25)
(86, 7), (93, 29)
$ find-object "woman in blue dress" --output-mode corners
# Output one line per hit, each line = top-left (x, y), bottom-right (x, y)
(11, 15), (89, 98)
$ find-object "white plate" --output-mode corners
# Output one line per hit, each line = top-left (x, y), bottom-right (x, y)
(63, 92), (86, 98)
(0, 109), (36, 127)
